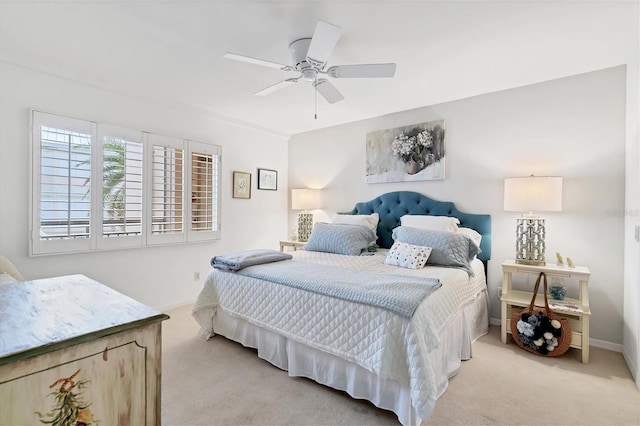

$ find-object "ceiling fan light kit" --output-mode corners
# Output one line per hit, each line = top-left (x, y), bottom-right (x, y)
(224, 20), (397, 109)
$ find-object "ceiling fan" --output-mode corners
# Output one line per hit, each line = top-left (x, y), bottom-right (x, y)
(224, 20), (397, 105)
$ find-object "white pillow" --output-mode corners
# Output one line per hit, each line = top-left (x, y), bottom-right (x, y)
(400, 215), (460, 232)
(384, 241), (432, 270)
(457, 227), (482, 248)
(332, 213), (379, 234)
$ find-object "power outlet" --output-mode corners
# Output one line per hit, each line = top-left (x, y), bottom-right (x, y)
(635, 225), (640, 243)
(194, 271), (200, 281)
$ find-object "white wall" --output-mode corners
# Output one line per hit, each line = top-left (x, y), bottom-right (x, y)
(289, 66), (627, 346)
(623, 4), (640, 387)
(0, 61), (289, 310)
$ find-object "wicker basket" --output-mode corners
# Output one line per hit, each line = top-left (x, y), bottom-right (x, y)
(510, 272), (572, 357)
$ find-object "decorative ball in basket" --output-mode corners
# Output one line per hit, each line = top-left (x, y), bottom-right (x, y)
(510, 272), (572, 357)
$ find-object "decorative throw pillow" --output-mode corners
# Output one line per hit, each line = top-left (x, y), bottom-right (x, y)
(400, 215), (460, 232)
(303, 222), (377, 256)
(392, 226), (479, 275)
(384, 241), (432, 269)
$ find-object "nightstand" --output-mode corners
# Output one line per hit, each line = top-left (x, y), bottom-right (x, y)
(501, 260), (591, 363)
(279, 240), (306, 252)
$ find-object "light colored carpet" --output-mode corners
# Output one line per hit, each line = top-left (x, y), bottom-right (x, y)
(162, 304), (640, 425)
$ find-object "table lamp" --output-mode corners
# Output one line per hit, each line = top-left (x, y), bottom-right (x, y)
(504, 175), (562, 265)
(291, 188), (320, 241)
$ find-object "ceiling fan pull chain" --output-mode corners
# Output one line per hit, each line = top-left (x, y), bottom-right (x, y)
(314, 77), (318, 119)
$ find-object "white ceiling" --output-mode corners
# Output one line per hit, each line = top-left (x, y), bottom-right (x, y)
(0, 1), (637, 136)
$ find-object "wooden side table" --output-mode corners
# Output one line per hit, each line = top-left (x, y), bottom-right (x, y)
(279, 240), (306, 252)
(501, 260), (591, 363)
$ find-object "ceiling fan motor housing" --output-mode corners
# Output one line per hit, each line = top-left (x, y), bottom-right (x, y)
(289, 38), (315, 73)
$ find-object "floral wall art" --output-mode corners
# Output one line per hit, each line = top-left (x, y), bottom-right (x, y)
(365, 120), (445, 183)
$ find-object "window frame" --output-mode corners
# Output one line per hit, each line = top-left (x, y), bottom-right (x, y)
(187, 140), (222, 242)
(145, 133), (187, 246)
(97, 123), (145, 250)
(31, 112), (97, 255)
(30, 110), (222, 256)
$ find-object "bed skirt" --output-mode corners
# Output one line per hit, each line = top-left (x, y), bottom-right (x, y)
(204, 288), (489, 425)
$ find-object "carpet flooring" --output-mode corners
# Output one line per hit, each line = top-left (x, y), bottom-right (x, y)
(162, 304), (640, 425)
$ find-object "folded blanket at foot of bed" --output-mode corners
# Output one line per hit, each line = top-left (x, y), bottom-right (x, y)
(211, 249), (292, 271)
(238, 260), (442, 319)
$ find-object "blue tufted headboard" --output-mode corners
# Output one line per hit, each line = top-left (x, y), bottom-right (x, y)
(345, 191), (491, 262)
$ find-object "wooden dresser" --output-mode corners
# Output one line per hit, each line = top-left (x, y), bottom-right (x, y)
(0, 274), (169, 425)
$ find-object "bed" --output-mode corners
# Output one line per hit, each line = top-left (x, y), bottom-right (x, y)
(192, 191), (491, 425)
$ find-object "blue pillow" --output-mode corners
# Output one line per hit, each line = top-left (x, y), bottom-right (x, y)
(303, 223), (376, 256)
(391, 226), (480, 275)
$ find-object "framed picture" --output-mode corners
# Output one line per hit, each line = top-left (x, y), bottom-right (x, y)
(366, 119), (446, 183)
(232, 171), (251, 199)
(257, 168), (278, 191)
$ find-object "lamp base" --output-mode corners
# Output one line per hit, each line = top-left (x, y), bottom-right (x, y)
(515, 259), (546, 266)
(515, 217), (547, 265)
(297, 213), (313, 242)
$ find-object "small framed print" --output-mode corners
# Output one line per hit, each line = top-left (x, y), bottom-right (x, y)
(232, 171), (251, 199)
(257, 168), (278, 191)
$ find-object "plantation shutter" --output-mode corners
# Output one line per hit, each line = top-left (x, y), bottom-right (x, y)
(97, 125), (144, 249)
(187, 141), (221, 241)
(31, 111), (223, 255)
(31, 111), (96, 255)
(146, 134), (186, 245)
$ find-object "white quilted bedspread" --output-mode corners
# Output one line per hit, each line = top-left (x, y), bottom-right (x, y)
(192, 250), (487, 417)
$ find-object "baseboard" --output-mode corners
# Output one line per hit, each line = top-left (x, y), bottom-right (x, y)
(157, 298), (196, 313)
(590, 338), (623, 353)
(622, 346), (639, 388)
(490, 317), (622, 353)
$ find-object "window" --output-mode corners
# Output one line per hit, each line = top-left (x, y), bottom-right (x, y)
(147, 133), (185, 245)
(152, 146), (183, 235)
(31, 111), (222, 255)
(39, 126), (92, 240)
(96, 124), (145, 249)
(188, 141), (221, 241)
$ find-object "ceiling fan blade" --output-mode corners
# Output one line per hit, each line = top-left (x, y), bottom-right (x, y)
(306, 21), (342, 68)
(254, 78), (298, 96)
(314, 79), (344, 104)
(224, 52), (293, 71)
(327, 63), (397, 78)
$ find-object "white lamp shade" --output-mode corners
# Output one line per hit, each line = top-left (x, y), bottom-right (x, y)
(291, 188), (320, 210)
(504, 176), (563, 212)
